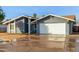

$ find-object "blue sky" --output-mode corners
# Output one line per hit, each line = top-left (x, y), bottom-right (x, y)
(2, 6), (79, 21)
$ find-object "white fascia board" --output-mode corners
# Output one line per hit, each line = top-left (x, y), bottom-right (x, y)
(31, 14), (75, 24)
(3, 15), (29, 24)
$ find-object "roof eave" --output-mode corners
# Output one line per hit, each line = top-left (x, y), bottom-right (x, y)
(3, 16), (32, 24)
(31, 14), (75, 24)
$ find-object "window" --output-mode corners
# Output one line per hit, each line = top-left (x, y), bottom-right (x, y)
(10, 24), (14, 30)
(10, 23), (14, 33)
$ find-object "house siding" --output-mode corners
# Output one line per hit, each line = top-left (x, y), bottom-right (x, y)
(36, 16), (70, 35)
(16, 18), (25, 33)
(5, 17), (36, 34)
(6, 17), (29, 34)
(38, 16), (67, 23)
(24, 19), (28, 33)
(68, 21), (75, 34)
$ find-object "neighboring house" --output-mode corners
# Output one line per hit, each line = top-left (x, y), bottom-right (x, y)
(32, 14), (76, 35)
(3, 15), (36, 34)
(72, 22), (79, 34)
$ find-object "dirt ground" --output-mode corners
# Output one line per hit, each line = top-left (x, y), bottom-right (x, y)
(0, 33), (77, 52)
(0, 33), (79, 41)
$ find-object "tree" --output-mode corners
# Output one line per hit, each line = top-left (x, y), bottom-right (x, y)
(32, 13), (37, 18)
(0, 7), (5, 24)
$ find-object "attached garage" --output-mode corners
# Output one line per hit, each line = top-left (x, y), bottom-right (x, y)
(39, 23), (67, 34)
(33, 14), (75, 35)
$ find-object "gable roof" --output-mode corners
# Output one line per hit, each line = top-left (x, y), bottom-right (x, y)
(3, 15), (36, 24)
(31, 14), (75, 23)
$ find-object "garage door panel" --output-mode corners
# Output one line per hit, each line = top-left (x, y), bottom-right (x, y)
(39, 23), (66, 34)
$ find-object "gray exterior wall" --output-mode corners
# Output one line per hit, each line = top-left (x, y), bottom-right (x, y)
(36, 16), (74, 34)
(16, 18), (25, 33)
(68, 21), (75, 34)
(6, 17), (28, 34)
(38, 16), (67, 23)
(6, 17), (35, 34)
(15, 17), (28, 33)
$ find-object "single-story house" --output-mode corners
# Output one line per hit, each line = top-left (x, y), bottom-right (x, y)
(3, 15), (36, 34)
(32, 14), (76, 35)
(3, 14), (76, 35)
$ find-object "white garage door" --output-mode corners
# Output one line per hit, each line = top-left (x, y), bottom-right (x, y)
(39, 23), (67, 34)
